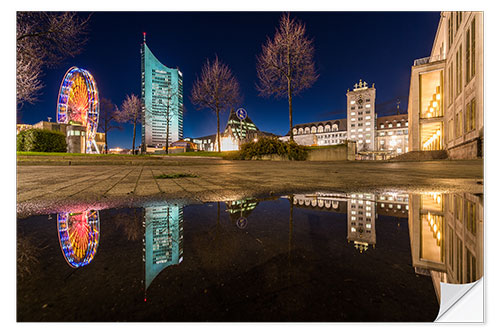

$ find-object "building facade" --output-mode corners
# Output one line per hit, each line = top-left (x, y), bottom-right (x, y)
(347, 79), (377, 151)
(408, 192), (483, 298)
(408, 12), (483, 159)
(20, 120), (106, 154)
(376, 114), (409, 155)
(281, 119), (347, 146)
(141, 37), (183, 154)
(186, 108), (274, 151)
(144, 204), (184, 290)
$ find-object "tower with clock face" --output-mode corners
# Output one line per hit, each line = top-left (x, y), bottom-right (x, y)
(346, 79), (376, 152)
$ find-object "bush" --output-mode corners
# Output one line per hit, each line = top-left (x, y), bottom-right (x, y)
(17, 129), (67, 152)
(238, 137), (308, 161)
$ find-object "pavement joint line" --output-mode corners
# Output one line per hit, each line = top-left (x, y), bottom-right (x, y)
(182, 175), (221, 198)
(102, 167), (140, 196)
(18, 168), (114, 202)
(170, 177), (201, 201)
(149, 167), (163, 194)
(132, 166), (144, 194)
(65, 166), (124, 198)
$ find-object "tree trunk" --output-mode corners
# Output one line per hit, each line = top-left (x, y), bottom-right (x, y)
(288, 78), (293, 142)
(216, 109), (221, 153)
(132, 117), (137, 155)
(104, 129), (108, 154)
(165, 112), (170, 155)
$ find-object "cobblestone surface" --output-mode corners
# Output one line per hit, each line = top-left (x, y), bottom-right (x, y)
(16, 156), (483, 217)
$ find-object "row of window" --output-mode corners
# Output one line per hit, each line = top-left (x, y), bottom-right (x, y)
(379, 122), (408, 128)
(447, 15), (476, 106)
(448, 98), (477, 140)
(293, 124), (340, 135)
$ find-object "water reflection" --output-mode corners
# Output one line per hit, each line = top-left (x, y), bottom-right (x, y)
(144, 204), (184, 289)
(288, 191), (483, 298)
(408, 192), (483, 299)
(17, 190), (483, 321)
(57, 210), (100, 268)
(226, 198), (259, 229)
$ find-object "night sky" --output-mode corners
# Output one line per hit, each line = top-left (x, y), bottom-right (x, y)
(18, 11), (440, 149)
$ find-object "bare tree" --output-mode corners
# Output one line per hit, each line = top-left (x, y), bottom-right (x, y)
(117, 94), (141, 155)
(162, 84), (180, 154)
(16, 12), (90, 114)
(256, 13), (318, 142)
(191, 56), (241, 152)
(98, 98), (122, 154)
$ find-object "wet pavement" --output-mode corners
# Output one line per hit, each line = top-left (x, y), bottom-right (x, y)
(17, 190), (483, 322)
(16, 159), (483, 218)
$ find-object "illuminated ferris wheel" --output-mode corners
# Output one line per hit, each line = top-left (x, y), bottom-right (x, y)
(57, 210), (100, 268)
(57, 66), (100, 153)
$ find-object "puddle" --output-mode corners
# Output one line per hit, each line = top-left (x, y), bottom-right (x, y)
(17, 191), (483, 322)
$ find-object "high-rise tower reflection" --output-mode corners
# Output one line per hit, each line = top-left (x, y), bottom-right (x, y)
(144, 204), (184, 289)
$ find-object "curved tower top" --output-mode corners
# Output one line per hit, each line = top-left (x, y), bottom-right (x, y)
(141, 37), (183, 153)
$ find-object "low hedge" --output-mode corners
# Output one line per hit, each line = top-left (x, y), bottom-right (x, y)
(238, 137), (308, 161)
(17, 129), (67, 152)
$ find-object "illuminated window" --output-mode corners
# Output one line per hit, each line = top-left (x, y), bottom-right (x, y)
(366, 116), (371, 120)
(366, 139), (371, 143)
(351, 100), (355, 104)
(365, 104), (371, 108)
(388, 123), (393, 128)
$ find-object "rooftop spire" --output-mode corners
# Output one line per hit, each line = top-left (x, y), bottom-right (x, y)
(143, 32), (146, 43)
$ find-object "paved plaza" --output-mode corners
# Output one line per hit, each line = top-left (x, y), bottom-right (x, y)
(16, 156), (483, 217)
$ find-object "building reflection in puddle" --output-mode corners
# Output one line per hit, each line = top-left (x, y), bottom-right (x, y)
(144, 204), (184, 290)
(57, 210), (100, 268)
(52, 191), (483, 303)
(225, 198), (259, 229)
(290, 192), (409, 253)
(288, 190), (483, 300)
(408, 192), (483, 299)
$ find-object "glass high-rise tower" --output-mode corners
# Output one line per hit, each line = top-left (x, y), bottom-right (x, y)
(141, 35), (183, 153)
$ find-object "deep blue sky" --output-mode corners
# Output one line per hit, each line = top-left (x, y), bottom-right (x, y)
(19, 11), (440, 149)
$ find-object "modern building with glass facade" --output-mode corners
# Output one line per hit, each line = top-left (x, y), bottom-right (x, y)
(144, 204), (183, 290)
(141, 37), (183, 153)
(408, 12), (483, 159)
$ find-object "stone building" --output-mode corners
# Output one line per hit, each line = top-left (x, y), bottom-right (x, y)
(20, 120), (106, 153)
(346, 79), (377, 152)
(280, 79), (409, 159)
(408, 192), (483, 299)
(376, 114), (409, 155)
(408, 11), (483, 159)
(281, 119), (347, 146)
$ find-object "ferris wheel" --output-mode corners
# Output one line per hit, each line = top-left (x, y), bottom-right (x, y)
(56, 66), (100, 153)
(57, 210), (100, 268)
